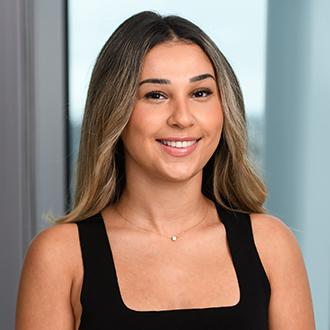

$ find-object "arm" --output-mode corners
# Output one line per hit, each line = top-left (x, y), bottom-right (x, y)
(15, 223), (77, 330)
(250, 213), (315, 330)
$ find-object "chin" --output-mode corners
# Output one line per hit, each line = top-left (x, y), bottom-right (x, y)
(161, 167), (201, 183)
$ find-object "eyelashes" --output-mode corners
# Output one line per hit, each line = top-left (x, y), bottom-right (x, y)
(144, 88), (213, 101)
(144, 90), (166, 100)
(192, 88), (213, 98)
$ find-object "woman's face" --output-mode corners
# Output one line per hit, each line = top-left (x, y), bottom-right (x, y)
(121, 41), (223, 182)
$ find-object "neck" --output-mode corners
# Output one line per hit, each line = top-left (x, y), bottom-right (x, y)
(112, 169), (211, 236)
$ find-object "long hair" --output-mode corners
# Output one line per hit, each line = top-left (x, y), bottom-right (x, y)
(55, 11), (266, 223)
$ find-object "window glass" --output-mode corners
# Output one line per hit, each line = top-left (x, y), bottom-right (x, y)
(68, 1), (267, 200)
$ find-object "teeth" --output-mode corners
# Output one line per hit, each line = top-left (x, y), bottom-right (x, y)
(160, 140), (197, 148)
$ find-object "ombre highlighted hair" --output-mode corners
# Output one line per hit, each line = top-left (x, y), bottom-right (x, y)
(55, 11), (266, 223)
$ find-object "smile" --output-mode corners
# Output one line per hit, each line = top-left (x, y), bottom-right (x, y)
(159, 140), (198, 148)
(156, 138), (201, 157)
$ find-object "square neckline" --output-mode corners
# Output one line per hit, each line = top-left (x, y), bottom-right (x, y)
(97, 200), (244, 314)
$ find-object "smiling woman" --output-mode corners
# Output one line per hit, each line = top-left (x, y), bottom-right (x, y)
(15, 10), (315, 330)
(124, 42), (223, 174)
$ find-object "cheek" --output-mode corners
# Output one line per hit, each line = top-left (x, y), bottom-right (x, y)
(121, 105), (159, 146)
(202, 104), (223, 140)
(214, 113), (224, 138)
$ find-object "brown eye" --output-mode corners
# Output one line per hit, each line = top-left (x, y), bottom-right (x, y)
(192, 88), (213, 98)
(144, 91), (166, 100)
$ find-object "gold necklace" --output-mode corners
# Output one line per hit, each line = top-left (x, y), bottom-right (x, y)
(115, 203), (209, 242)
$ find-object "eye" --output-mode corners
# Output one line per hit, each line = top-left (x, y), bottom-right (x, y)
(192, 88), (213, 98)
(144, 91), (167, 101)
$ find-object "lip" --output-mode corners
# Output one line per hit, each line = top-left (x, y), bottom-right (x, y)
(156, 138), (201, 157)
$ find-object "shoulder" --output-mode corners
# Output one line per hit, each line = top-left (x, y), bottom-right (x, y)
(16, 222), (81, 329)
(28, 222), (79, 253)
(248, 214), (315, 327)
(23, 222), (80, 279)
(249, 212), (297, 248)
(249, 212), (305, 284)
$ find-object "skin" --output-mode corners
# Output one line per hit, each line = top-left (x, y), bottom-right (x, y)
(15, 42), (315, 329)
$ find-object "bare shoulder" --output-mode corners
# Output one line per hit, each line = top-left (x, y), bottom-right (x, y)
(249, 212), (295, 241)
(16, 222), (80, 329)
(19, 221), (82, 299)
(249, 213), (316, 329)
(249, 213), (299, 252)
(27, 222), (79, 262)
(249, 212), (303, 281)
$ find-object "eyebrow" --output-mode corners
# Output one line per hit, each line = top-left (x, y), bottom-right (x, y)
(139, 73), (215, 86)
(189, 73), (215, 82)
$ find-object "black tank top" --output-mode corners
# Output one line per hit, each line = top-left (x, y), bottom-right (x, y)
(76, 201), (270, 329)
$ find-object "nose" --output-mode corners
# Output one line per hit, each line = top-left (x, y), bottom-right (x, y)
(167, 97), (196, 128)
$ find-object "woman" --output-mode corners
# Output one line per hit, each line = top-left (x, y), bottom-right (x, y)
(16, 11), (315, 329)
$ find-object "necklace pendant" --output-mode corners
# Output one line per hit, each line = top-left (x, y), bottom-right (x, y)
(171, 235), (177, 241)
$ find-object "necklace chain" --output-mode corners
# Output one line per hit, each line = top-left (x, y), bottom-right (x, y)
(115, 203), (209, 242)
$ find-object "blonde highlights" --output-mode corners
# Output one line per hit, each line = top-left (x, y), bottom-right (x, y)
(55, 11), (266, 223)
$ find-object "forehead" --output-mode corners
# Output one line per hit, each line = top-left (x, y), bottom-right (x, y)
(140, 42), (215, 78)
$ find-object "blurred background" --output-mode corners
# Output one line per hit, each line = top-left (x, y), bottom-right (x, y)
(1, 0), (329, 328)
